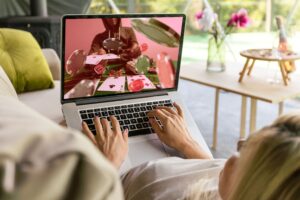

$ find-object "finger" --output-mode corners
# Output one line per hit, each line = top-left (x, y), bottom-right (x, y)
(94, 117), (104, 142)
(174, 102), (184, 118)
(110, 115), (121, 134)
(155, 106), (177, 115)
(160, 108), (175, 116)
(123, 129), (129, 143)
(149, 118), (163, 135)
(82, 121), (97, 145)
(147, 109), (168, 120)
(101, 118), (111, 136)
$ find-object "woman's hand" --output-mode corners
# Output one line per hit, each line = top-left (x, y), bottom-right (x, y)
(147, 103), (212, 159)
(82, 116), (129, 169)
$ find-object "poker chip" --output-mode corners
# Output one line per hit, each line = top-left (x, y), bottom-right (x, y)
(128, 79), (144, 92)
(94, 64), (106, 75)
(131, 19), (180, 47)
(65, 49), (87, 76)
(140, 43), (148, 52)
(102, 38), (123, 52)
(156, 52), (175, 88)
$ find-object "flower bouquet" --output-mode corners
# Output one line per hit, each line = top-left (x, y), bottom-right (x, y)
(196, 8), (250, 72)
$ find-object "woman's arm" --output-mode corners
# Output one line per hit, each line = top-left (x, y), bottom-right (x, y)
(147, 103), (212, 159)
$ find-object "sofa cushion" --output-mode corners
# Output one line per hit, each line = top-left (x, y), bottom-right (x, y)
(0, 65), (17, 98)
(0, 28), (54, 93)
(18, 80), (63, 123)
(0, 95), (123, 199)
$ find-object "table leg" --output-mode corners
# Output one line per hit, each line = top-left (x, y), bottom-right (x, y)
(247, 59), (256, 76)
(212, 88), (220, 150)
(239, 58), (251, 82)
(249, 98), (257, 134)
(240, 96), (247, 138)
(278, 102), (284, 116)
(278, 61), (289, 86)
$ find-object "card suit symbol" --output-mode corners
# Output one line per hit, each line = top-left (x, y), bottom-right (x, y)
(109, 84), (115, 88)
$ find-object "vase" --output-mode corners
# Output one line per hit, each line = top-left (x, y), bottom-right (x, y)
(206, 37), (226, 72)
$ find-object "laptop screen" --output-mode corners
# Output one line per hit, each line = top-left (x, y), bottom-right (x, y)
(61, 14), (185, 102)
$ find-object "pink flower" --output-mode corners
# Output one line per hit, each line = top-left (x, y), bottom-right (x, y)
(227, 9), (250, 28)
(195, 12), (204, 20)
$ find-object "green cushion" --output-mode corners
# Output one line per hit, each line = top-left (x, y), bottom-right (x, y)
(0, 28), (54, 93)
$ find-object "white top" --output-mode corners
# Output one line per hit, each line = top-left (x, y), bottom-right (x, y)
(121, 157), (226, 200)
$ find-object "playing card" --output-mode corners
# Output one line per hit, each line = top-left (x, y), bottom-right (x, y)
(127, 75), (156, 89)
(85, 54), (120, 65)
(97, 76), (126, 92)
(64, 79), (98, 99)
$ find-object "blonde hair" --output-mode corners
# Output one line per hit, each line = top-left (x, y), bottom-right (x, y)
(229, 112), (300, 200)
(184, 178), (221, 200)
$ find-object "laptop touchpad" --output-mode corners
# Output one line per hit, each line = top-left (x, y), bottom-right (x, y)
(128, 138), (168, 168)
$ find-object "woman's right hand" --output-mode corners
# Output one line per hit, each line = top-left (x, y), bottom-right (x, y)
(147, 103), (212, 159)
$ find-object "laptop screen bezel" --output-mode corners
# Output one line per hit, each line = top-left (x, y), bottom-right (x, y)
(60, 13), (186, 104)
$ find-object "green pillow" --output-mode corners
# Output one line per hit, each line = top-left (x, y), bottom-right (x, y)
(0, 28), (54, 93)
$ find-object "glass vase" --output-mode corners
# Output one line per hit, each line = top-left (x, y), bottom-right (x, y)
(206, 37), (226, 72)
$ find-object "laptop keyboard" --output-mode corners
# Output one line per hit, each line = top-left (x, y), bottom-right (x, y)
(79, 99), (174, 137)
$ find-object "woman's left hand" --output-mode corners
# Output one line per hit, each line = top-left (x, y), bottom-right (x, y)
(82, 116), (129, 169)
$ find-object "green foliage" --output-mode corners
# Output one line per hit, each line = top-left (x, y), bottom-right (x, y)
(88, 0), (300, 33)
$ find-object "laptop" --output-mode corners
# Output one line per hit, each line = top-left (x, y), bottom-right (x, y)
(61, 14), (211, 172)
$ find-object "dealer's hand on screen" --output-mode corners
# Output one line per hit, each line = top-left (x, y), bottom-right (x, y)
(82, 116), (129, 169)
(147, 103), (212, 159)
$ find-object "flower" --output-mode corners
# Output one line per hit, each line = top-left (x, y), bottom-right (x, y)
(195, 8), (250, 42)
(227, 9), (250, 28)
(195, 8), (216, 31)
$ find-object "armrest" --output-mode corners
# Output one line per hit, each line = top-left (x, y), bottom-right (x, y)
(42, 48), (61, 80)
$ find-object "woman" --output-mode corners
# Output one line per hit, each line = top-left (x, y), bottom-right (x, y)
(82, 103), (300, 199)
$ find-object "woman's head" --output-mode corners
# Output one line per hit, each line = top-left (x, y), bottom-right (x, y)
(219, 112), (300, 200)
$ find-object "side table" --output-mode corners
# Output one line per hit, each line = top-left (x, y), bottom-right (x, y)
(239, 49), (300, 85)
(180, 62), (300, 149)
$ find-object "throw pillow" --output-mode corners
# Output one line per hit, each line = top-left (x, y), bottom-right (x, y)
(0, 28), (54, 93)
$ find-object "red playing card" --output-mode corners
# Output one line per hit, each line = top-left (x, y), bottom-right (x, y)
(94, 64), (106, 75)
(128, 79), (144, 92)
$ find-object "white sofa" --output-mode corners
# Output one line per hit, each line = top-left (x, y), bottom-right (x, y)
(18, 48), (64, 124)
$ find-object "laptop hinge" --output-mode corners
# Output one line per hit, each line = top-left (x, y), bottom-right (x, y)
(73, 91), (169, 106)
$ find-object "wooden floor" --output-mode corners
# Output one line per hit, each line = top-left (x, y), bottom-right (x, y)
(178, 79), (300, 158)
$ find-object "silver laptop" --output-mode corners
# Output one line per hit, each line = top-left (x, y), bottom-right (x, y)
(61, 14), (211, 172)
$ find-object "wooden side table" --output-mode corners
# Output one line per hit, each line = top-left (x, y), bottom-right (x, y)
(239, 49), (300, 85)
(180, 62), (300, 149)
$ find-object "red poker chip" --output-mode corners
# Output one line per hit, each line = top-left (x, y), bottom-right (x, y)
(128, 79), (144, 92)
(140, 43), (148, 52)
(156, 52), (175, 88)
(94, 64), (106, 75)
(65, 49), (87, 76)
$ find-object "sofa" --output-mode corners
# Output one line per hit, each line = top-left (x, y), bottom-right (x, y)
(17, 48), (64, 124)
(0, 50), (124, 199)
